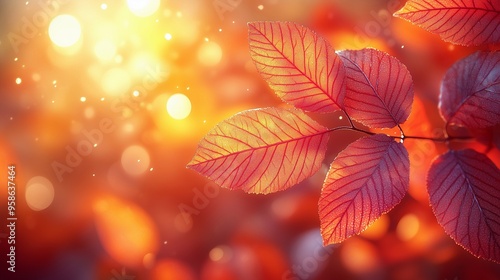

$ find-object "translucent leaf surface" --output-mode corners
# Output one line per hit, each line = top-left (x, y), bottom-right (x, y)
(319, 134), (409, 244)
(338, 49), (414, 128)
(187, 107), (330, 194)
(394, 0), (500, 46)
(428, 149), (500, 262)
(440, 51), (500, 128)
(248, 21), (345, 113)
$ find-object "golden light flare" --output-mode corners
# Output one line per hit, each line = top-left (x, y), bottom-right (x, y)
(167, 93), (191, 120)
(93, 196), (159, 268)
(127, 0), (160, 17)
(25, 176), (55, 211)
(48, 15), (82, 48)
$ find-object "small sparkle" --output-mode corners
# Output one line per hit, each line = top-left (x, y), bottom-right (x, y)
(150, 167), (154, 171)
(218, 28), (222, 32)
(132, 90), (140, 97)
(258, 4), (264, 10)
(80, 97), (87, 102)
(14, 57), (18, 61)
(15, 77), (22, 85)
(100, 3), (107, 10)
(164, 33), (172, 40)
(93, 143), (98, 147)
(339, 116), (343, 120)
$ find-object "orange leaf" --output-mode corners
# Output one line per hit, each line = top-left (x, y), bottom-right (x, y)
(394, 0), (500, 46)
(319, 134), (409, 244)
(248, 21), (345, 113)
(187, 107), (330, 194)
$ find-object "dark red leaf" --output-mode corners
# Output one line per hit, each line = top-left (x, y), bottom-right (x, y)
(338, 49), (414, 128)
(319, 134), (409, 244)
(427, 149), (500, 262)
(440, 51), (500, 129)
(187, 107), (330, 194)
(394, 0), (500, 46)
(248, 21), (345, 113)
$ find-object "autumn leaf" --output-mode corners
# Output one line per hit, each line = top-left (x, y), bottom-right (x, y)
(338, 49), (414, 128)
(187, 107), (330, 194)
(248, 21), (346, 113)
(394, 0), (500, 46)
(427, 149), (500, 263)
(440, 51), (500, 129)
(319, 134), (409, 244)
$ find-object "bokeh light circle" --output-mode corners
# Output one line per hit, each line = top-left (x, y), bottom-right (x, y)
(121, 145), (151, 176)
(197, 41), (222, 66)
(25, 176), (55, 211)
(127, 0), (160, 17)
(48, 15), (81, 47)
(166, 93), (191, 120)
(94, 39), (117, 62)
(101, 68), (131, 96)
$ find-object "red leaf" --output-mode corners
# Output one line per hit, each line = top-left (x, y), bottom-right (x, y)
(427, 149), (500, 262)
(319, 134), (409, 244)
(248, 21), (345, 113)
(394, 0), (500, 46)
(187, 107), (330, 194)
(338, 49), (414, 128)
(440, 51), (500, 129)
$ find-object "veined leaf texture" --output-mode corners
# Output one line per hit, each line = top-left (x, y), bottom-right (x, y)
(248, 21), (346, 113)
(440, 51), (500, 128)
(338, 49), (414, 128)
(395, 0), (500, 46)
(428, 149), (500, 262)
(187, 107), (329, 194)
(319, 134), (409, 244)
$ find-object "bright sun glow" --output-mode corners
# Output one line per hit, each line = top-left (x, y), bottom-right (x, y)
(48, 15), (82, 47)
(167, 93), (191, 120)
(127, 0), (160, 17)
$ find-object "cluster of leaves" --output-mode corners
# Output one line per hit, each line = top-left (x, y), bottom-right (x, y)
(188, 0), (500, 263)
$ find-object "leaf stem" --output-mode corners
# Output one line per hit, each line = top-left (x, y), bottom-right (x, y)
(328, 123), (473, 143)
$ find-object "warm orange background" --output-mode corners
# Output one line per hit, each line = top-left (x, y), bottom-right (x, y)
(0, 0), (499, 279)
